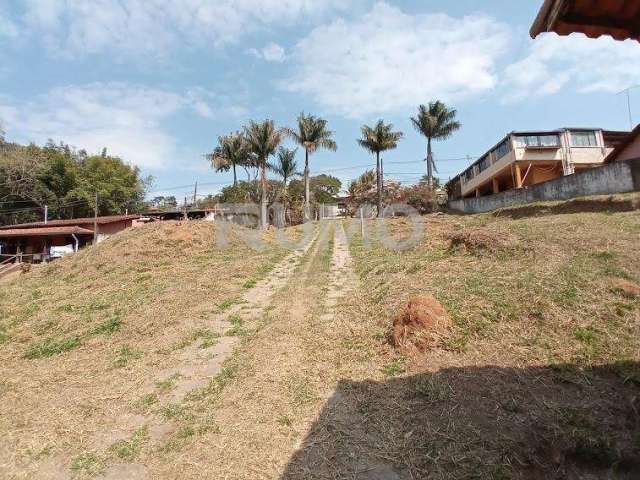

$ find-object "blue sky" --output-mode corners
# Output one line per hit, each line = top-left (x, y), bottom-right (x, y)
(1, 0), (640, 200)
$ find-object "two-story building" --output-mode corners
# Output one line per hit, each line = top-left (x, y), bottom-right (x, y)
(447, 128), (629, 200)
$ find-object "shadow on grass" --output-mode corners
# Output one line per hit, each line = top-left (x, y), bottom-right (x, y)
(281, 361), (640, 479)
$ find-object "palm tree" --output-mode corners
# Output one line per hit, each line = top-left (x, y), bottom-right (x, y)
(411, 101), (461, 190)
(357, 120), (403, 217)
(270, 147), (299, 225)
(285, 113), (337, 220)
(207, 132), (249, 186)
(271, 147), (299, 195)
(243, 120), (284, 229)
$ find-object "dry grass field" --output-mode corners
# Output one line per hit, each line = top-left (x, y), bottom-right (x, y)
(1, 195), (639, 479)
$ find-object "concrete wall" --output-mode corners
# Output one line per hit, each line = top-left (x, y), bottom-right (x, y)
(616, 136), (640, 163)
(448, 157), (640, 214)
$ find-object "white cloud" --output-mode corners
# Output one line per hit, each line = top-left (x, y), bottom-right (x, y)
(249, 42), (287, 63)
(284, 2), (511, 118)
(18, 0), (348, 58)
(0, 83), (242, 169)
(503, 35), (640, 102)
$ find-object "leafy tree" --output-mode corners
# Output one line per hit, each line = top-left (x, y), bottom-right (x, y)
(243, 120), (284, 229)
(207, 132), (250, 186)
(411, 101), (461, 189)
(285, 113), (337, 219)
(357, 120), (403, 217)
(0, 141), (149, 225)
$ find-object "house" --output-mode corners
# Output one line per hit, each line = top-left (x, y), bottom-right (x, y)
(446, 128), (629, 200)
(0, 215), (149, 262)
(531, 0), (640, 41)
(605, 123), (640, 163)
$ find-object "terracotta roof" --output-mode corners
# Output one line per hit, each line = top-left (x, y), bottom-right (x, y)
(0, 226), (95, 238)
(0, 214), (141, 230)
(531, 0), (640, 41)
(604, 123), (640, 163)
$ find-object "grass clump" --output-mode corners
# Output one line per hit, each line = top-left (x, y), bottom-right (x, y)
(226, 314), (247, 336)
(242, 278), (257, 289)
(91, 315), (122, 335)
(381, 358), (406, 377)
(113, 345), (143, 368)
(70, 453), (104, 476)
(110, 426), (148, 460)
(24, 336), (80, 359)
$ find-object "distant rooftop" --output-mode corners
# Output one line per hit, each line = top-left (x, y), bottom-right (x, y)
(0, 214), (142, 230)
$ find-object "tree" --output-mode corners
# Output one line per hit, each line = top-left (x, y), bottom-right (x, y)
(285, 113), (337, 220)
(411, 101), (461, 190)
(270, 147), (299, 196)
(243, 120), (284, 229)
(357, 120), (403, 217)
(207, 132), (250, 186)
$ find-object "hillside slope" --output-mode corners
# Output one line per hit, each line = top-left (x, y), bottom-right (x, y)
(0, 220), (300, 479)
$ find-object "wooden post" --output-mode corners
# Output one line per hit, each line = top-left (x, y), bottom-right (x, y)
(93, 192), (98, 244)
(360, 207), (364, 238)
(492, 178), (500, 194)
(514, 162), (523, 188)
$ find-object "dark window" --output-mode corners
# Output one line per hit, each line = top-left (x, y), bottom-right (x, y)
(494, 139), (511, 159)
(477, 155), (490, 172)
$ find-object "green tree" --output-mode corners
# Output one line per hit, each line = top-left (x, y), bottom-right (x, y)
(270, 147), (299, 196)
(243, 120), (284, 229)
(411, 101), (461, 189)
(357, 120), (403, 217)
(285, 113), (337, 219)
(207, 132), (250, 186)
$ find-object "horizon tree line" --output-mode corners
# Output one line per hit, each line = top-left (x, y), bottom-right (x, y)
(208, 100), (461, 226)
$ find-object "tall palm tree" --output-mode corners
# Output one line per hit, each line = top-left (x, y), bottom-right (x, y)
(207, 132), (250, 186)
(270, 147), (298, 226)
(410, 101), (461, 190)
(243, 120), (284, 229)
(271, 147), (299, 195)
(285, 113), (337, 220)
(357, 120), (403, 217)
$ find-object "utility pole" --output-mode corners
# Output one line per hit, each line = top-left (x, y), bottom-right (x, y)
(617, 85), (639, 130)
(44, 205), (48, 224)
(93, 192), (98, 244)
(193, 181), (198, 208)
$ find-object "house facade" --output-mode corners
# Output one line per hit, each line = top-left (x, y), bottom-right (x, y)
(0, 215), (149, 262)
(447, 128), (628, 200)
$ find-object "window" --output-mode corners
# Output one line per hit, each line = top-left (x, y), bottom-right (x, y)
(571, 131), (598, 147)
(515, 134), (560, 147)
(462, 168), (474, 183)
(477, 155), (490, 172)
(494, 139), (511, 159)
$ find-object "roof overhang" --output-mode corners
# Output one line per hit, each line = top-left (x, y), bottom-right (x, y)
(0, 226), (95, 238)
(531, 0), (640, 41)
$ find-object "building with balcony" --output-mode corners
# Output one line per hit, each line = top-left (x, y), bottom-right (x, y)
(447, 128), (629, 200)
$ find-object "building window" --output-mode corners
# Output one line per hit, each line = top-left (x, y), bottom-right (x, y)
(462, 168), (474, 183)
(477, 155), (490, 172)
(494, 139), (511, 160)
(571, 131), (598, 147)
(515, 134), (560, 147)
